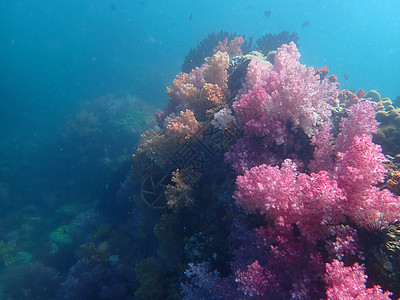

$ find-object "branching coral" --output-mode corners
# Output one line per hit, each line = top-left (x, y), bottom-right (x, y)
(225, 43), (399, 298)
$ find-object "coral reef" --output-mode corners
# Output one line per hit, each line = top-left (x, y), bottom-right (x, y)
(6, 31), (400, 300)
(165, 168), (200, 211)
(387, 170), (400, 195)
(57, 258), (134, 300)
(154, 42), (400, 298)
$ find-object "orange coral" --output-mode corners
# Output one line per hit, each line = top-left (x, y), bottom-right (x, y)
(167, 110), (201, 142)
(133, 110), (203, 169)
(165, 52), (229, 122)
(166, 67), (205, 107)
(134, 130), (166, 160)
(201, 83), (228, 118)
(201, 83), (226, 107)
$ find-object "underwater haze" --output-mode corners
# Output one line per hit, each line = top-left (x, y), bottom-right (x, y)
(0, 0), (400, 299)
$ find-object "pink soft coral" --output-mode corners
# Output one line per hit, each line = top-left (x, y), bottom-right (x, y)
(335, 101), (380, 153)
(224, 137), (281, 174)
(325, 260), (392, 300)
(235, 135), (400, 235)
(335, 133), (400, 228)
(335, 134), (388, 199)
(233, 42), (338, 139)
(234, 159), (346, 241)
(308, 120), (335, 173)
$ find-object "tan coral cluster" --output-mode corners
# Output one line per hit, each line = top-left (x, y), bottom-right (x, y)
(165, 168), (199, 211)
(180, 84), (201, 104)
(167, 110), (202, 142)
(166, 67), (205, 108)
(203, 51), (230, 89)
(201, 83), (228, 118)
(134, 50), (232, 179)
(387, 170), (400, 195)
(133, 110), (202, 169)
(367, 90), (400, 157)
(166, 51), (230, 122)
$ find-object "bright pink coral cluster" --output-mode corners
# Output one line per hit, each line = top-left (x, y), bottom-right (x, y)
(233, 42), (339, 139)
(335, 101), (380, 153)
(234, 86), (400, 231)
(325, 260), (392, 299)
(235, 134), (400, 238)
(235, 159), (347, 242)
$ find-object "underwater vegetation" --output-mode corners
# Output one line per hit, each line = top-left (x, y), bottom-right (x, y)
(1, 32), (400, 299)
(0, 93), (154, 299)
(51, 94), (154, 198)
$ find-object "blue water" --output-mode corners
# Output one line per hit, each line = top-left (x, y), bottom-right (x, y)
(0, 0), (399, 299)
(1, 1), (399, 134)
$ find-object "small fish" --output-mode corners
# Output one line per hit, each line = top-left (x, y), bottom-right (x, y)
(110, 3), (115, 10)
(343, 73), (348, 80)
(246, 5), (254, 9)
(264, 10), (272, 18)
(301, 21), (310, 28)
(140, 1), (147, 6)
(189, 12), (192, 20)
